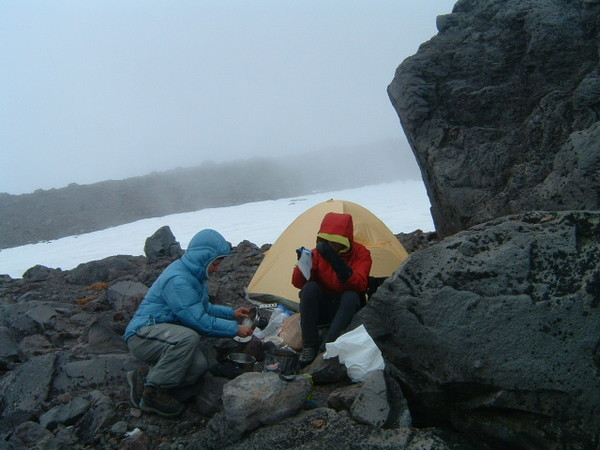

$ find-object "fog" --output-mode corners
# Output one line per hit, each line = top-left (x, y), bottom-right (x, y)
(1, 1), (456, 195)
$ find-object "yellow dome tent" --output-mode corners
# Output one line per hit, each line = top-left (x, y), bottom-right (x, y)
(246, 199), (409, 311)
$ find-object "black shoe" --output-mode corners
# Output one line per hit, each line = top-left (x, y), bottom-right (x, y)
(298, 347), (318, 368)
(139, 385), (185, 418)
(126, 369), (146, 408)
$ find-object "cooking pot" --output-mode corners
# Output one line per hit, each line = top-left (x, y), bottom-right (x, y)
(264, 347), (299, 375)
(227, 352), (257, 372)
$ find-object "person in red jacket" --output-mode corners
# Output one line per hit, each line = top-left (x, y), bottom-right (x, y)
(292, 212), (372, 367)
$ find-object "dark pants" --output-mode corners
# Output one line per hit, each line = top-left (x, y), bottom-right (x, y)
(299, 281), (360, 350)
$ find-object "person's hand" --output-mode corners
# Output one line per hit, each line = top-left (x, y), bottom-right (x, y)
(316, 241), (353, 283)
(295, 246), (307, 260)
(234, 307), (250, 319)
(237, 325), (253, 337)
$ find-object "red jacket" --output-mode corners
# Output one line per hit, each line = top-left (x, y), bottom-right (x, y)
(292, 212), (372, 295)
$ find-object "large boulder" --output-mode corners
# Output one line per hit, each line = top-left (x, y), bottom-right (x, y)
(360, 210), (600, 448)
(388, 0), (600, 237)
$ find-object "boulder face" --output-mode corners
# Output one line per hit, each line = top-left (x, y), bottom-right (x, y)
(388, 0), (600, 237)
(360, 211), (600, 448)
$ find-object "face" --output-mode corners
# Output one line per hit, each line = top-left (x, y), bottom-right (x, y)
(318, 237), (345, 253)
(208, 257), (224, 275)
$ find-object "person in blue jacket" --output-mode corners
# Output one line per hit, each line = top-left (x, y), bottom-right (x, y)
(124, 229), (253, 418)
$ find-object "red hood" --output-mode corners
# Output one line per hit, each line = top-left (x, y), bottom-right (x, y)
(318, 212), (354, 242)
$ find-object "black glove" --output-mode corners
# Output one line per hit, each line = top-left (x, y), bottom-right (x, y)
(316, 242), (353, 283)
(296, 246), (306, 261)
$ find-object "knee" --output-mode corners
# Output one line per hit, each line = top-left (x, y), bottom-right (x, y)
(178, 329), (201, 349)
(300, 281), (321, 303)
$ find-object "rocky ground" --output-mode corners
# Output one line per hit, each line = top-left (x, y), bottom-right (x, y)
(2, 228), (482, 450)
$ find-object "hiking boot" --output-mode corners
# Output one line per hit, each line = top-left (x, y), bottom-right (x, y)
(298, 346), (318, 368)
(139, 385), (185, 418)
(126, 369), (146, 408)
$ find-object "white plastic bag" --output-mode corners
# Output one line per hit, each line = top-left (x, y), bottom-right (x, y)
(323, 324), (384, 382)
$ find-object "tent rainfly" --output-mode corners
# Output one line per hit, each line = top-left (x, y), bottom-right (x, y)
(246, 199), (409, 311)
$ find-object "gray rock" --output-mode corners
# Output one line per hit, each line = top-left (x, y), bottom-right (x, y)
(360, 210), (600, 448)
(200, 407), (485, 450)
(193, 372), (229, 416)
(39, 396), (91, 430)
(388, 0), (600, 237)
(350, 370), (392, 428)
(222, 372), (312, 434)
(75, 390), (118, 443)
(22, 264), (59, 281)
(26, 303), (59, 327)
(106, 280), (148, 313)
(7, 421), (56, 449)
(17, 333), (54, 358)
(0, 326), (20, 368)
(86, 320), (128, 353)
(144, 226), (182, 261)
(327, 383), (362, 411)
(66, 255), (145, 285)
(53, 354), (131, 393)
(0, 353), (56, 432)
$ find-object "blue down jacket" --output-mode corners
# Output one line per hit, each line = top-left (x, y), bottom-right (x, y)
(124, 229), (238, 340)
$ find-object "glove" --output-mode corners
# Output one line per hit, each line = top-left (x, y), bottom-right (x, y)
(296, 246), (306, 261)
(316, 242), (353, 283)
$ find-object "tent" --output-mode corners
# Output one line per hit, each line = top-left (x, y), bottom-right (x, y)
(246, 199), (409, 311)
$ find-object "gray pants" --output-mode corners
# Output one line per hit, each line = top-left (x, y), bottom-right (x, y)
(127, 323), (214, 389)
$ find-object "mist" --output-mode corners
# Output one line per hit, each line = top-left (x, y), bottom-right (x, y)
(1, 1), (456, 195)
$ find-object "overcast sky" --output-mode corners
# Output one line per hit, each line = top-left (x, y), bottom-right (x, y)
(1, 0), (455, 195)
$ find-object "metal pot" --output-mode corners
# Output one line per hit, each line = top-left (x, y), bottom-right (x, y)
(264, 347), (299, 375)
(227, 352), (257, 372)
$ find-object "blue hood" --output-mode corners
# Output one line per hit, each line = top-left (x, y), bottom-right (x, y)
(181, 229), (232, 280)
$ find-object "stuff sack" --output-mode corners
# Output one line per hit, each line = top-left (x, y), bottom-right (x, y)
(278, 313), (303, 351)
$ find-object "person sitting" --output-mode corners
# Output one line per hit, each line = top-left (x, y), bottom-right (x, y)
(291, 212), (372, 367)
(123, 229), (253, 418)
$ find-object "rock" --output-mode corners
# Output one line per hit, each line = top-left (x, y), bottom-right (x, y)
(0, 326), (20, 368)
(53, 354), (132, 394)
(222, 372), (312, 434)
(327, 383), (362, 411)
(193, 372), (229, 416)
(388, 0), (600, 237)
(201, 407), (484, 450)
(7, 421), (57, 449)
(0, 353), (56, 433)
(25, 303), (59, 327)
(75, 390), (118, 444)
(360, 210), (600, 448)
(107, 280), (148, 313)
(39, 396), (91, 430)
(17, 333), (54, 358)
(349, 370), (392, 428)
(22, 264), (60, 281)
(87, 320), (129, 353)
(67, 255), (145, 285)
(143, 225), (182, 261)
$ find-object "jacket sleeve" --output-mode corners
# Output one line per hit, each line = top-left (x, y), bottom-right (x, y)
(291, 249), (316, 290)
(344, 244), (372, 293)
(292, 265), (307, 289)
(311, 244), (371, 294)
(163, 277), (238, 337)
